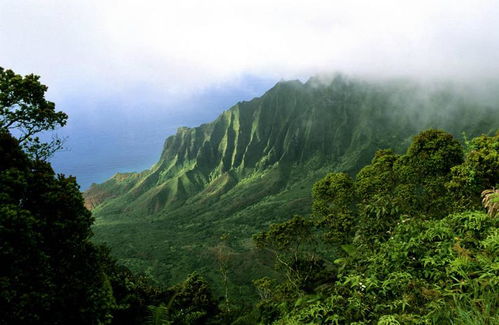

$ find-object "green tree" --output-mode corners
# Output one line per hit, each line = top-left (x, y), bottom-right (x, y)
(393, 129), (463, 218)
(164, 273), (219, 325)
(264, 129), (498, 324)
(0, 131), (115, 324)
(312, 172), (357, 244)
(272, 130), (498, 324)
(312, 172), (356, 217)
(254, 216), (326, 293)
(0, 67), (67, 159)
(447, 132), (499, 210)
(354, 149), (401, 246)
(97, 247), (169, 325)
(0, 67), (176, 325)
(404, 129), (463, 177)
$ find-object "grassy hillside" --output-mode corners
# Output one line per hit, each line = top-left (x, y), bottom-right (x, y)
(86, 75), (499, 299)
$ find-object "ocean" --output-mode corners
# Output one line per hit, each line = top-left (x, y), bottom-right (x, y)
(47, 77), (275, 191)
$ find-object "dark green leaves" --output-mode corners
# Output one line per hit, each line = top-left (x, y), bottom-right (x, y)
(0, 130), (113, 324)
(0, 67), (67, 159)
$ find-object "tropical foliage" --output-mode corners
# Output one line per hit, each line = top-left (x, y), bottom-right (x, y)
(0, 67), (67, 159)
(88, 76), (499, 303)
(0, 68), (218, 325)
(1, 68), (497, 324)
(250, 130), (498, 324)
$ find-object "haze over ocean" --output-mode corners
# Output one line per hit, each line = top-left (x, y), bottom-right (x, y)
(3, 1), (499, 190)
(47, 76), (275, 190)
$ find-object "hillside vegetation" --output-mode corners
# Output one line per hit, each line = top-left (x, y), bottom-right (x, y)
(247, 130), (498, 324)
(1, 68), (498, 324)
(86, 76), (499, 298)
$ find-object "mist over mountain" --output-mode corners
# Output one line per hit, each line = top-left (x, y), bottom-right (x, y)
(86, 75), (498, 291)
(3, 0), (499, 322)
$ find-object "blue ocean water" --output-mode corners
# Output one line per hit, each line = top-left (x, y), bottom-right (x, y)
(48, 77), (276, 190)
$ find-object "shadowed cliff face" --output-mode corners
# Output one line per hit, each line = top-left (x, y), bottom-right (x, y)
(84, 75), (498, 288)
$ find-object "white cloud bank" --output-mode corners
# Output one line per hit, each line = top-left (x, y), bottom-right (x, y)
(1, 0), (499, 103)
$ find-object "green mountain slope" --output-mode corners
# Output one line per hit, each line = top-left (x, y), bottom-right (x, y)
(86, 75), (498, 297)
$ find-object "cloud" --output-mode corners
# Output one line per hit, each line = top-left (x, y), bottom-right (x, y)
(1, 0), (499, 107)
(3, 0), (498, 188)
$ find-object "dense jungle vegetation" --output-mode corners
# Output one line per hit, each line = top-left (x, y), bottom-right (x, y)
(248, 130), (498, 324)
(86, 75), (498, 302)
(1, 67), (498, 324)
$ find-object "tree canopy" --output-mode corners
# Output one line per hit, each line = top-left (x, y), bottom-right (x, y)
(251, 129), (499, 324)
(0, 67), (220, 325)
(0, 67), (67, 159)
(0, 130), (115, 324)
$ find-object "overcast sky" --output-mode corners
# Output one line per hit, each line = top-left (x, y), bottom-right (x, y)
(1, 0), (499, 188)
(2, 0), (499, 106)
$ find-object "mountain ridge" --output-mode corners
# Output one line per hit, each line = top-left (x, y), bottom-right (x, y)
(85, 75), (498, 291)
